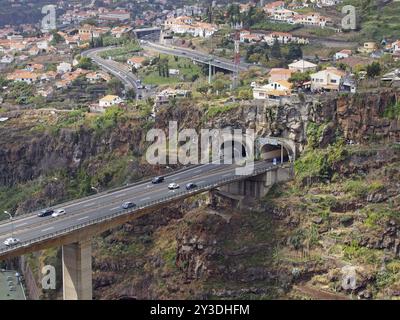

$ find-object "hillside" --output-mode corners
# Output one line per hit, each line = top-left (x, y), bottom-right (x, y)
(0, 88), (399, 299)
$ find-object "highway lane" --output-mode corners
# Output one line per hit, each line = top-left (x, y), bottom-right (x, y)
(0, 160), (278, 252)
(142, 42), (258, 72)
(82, 47), (152, 100)
(0, 162), (226, 234)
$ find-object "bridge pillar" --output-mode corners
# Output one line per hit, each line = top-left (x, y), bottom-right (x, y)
(221, 166), (294, 199)
(62, 239), (92, 300)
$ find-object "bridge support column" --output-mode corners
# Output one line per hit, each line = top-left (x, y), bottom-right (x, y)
(62, 239), (92, 300)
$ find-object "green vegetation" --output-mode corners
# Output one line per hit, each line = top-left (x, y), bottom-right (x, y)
(295, 122), (347, 183)
(76, 56), (97, 70)
(343, 240), (382, 264)
(250, 21), (299, 32)
(206, 103), (240, 118)
(341, 0), (400, 41)
(99, 40), (142, 62)
(382, 101), (400, 120)
(140, 54), (202, 85)
(343, 180), (383, 198)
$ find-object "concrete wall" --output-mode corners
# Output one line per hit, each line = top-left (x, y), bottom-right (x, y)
(221, 165), (294, 198)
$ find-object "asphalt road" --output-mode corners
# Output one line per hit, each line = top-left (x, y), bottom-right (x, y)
(82, 47), (152, 100)
(0, 161), (279, 254)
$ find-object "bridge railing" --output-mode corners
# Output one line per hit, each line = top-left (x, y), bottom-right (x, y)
(0, 163), (292, 256)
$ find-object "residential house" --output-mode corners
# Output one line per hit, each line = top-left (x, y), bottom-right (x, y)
(293, 13), (330, 27)
(265, 32), (293, 45)
(268, 68), (294, 83)
(310, 67), (345, 91)
(335, 49), (352, 60)
(7, 70), (38, 84)
(358, 42), (378, 54)
(57, 62), (72, 74)
(240, 31), (261, 43)
(98, 95), (123, 108)
(155, 89), (191, 106)
(127, 56), (146, 69)
(271, 9), (298, 23)
(253, 80), (292, 99)
(264, 1), (285, 15)
(288, 59), (317, 73)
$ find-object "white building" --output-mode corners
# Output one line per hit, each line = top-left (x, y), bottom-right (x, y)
(335, 49), (352, 60)
(57, 62), (72, 74)
(0, 54), (14, 64)
(310, 67), (345, 91)
(288, 60), (317, 73)
(99, 95), (123, 108)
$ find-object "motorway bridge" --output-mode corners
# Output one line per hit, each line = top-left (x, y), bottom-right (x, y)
(0, 120), (294, 300)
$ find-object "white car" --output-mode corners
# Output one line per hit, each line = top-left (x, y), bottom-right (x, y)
(4, 237), (20, 246)
(168, 183), (180, 190)
(52, 209), (66, 217)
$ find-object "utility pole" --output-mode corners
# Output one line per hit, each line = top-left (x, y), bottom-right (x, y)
(208, 59), (212, 84)
(232, 29), (240, 89)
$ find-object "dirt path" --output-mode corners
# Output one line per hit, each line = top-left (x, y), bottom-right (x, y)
(293, 284), (351, 300)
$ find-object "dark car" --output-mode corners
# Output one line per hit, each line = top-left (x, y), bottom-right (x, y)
(38, 208), (54, 217)
(122, 202), (136, 209)
(152, 176), (164, 184)
(186, 183), (197, 190)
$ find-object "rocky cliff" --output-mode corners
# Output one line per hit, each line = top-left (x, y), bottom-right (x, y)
(0, 88), (399, 299)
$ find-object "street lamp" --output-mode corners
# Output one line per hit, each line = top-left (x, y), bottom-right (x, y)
(4, 211), (14, 238)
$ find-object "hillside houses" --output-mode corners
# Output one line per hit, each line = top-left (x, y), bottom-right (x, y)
(164, 16), (218, 38)
(239, 30), (308, 45)
(263, 2), (331, 28)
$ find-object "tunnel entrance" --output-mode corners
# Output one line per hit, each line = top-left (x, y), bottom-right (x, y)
(260, 144), (289, 163)
(220, 140), (247, 164)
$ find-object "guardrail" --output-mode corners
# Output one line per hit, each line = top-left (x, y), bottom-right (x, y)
(0, 163), (291, 256)
(0, 164), (201, 226)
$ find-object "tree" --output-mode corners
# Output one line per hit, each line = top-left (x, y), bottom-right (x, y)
(366, 62), (381, 78)
(77, 57), (95, 70)
(107, 78), (124, 95)
(126, 88), (136, 101)
(197, 84), (210, 96)
(286, 44), (303, 61)
(289, 72), (311, 87)
(50, 30), (64, 46)
(271, 39), (281, 59)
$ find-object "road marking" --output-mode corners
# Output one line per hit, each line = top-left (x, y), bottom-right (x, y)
(77, 216), (89, 221)
(41, 227), (54, 232)
(83, 202), (95, 207)
(140, 196), (150, 201)
(109, 207), (120, 211)
(197, 180), (205, 184)
(115, 193), (126, 198)
(222, 173), (231, 177)
(15, 223), (27, 227)
(194, 169), (202, 173)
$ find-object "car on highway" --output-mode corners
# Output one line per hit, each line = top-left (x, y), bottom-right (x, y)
(38, 208), (54, 217)
(186, 183), (197, 190)
(168, 182), (180, 190)
(122, 202), (136, 209)
(52, 209), (66, 217)
(152, 176), (164, 184)
(3, 237), (20, 246)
